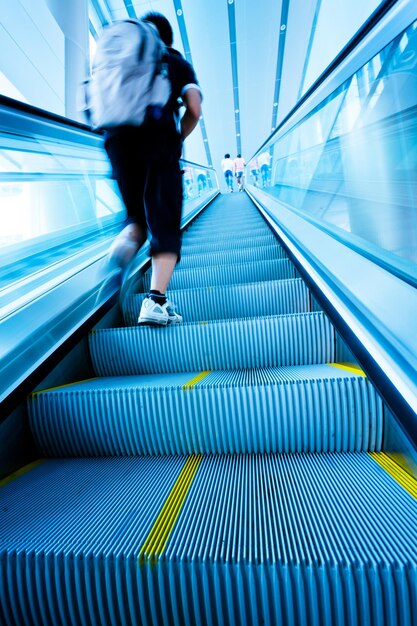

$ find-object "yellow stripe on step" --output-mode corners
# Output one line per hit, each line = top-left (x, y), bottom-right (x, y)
(182, 370), (211, 390)
(369, 452), (417, 499)
(139, 454), (203, 565)
(327, 363), (366, 377)
(0, 459), (45, 488)
(32, 378), (98, 396)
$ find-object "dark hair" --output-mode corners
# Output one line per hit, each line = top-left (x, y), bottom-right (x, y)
(237, 154), (241, 158)
(224, 153), (230, 158)
(142, 12), (173, 46)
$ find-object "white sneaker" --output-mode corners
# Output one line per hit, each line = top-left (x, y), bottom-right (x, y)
(138, 297), (183, 326)
(108, 224), (140, 268)
(165, 301), (183, 325)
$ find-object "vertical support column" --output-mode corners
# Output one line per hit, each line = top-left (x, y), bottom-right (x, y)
(46, 0), (89, 122)
(43, 0), (96, 230)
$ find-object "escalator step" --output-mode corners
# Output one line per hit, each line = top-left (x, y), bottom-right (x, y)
(180, 232), (277, 254)
(188, 218), (265, 231)
(175, 243), (286, 269)
(124, 278), (310, 325)
(142, 258), (295, 291)
(0, 454), (416, 626)
(29, 365), (383, 456)
(183, 225), (270, 242)
(90, 312), (334, 376)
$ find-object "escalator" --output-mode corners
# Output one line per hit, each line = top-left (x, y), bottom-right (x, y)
(1, 192), (416, 625)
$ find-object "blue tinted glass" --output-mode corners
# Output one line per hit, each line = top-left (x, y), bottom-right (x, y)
(256, 19), (417, 268)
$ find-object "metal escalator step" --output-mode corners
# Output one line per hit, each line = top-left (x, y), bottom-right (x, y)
(183, 228), (269, 240)
(29, 365), (383, 456)
(177, 244), (286, 269)
(90, 312), (334, 376)
(188, 210), (262, 221)
(181, 233), (277, 254)
(124, 279), (310, 325)
(187, 222), (266, 235)
(189, 215), (264, 227)
(183, 225), (269, 242)
(0, 456), (186, 625)
(163, 453), (417, 625)
(0, 454), (416, 625)
(142, 258), (295, 291)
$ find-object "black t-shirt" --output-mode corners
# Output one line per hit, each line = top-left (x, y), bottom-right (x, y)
(105, 48), (200, 160)
(164, 47), (201, 129)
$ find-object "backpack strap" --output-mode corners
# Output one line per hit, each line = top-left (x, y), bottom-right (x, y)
(135, 21), (149, 62)
(122, 20), (153, 63)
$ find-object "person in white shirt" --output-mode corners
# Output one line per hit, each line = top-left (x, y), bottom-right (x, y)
(234, 154), (246, 191)
(257, 151), (271, 187)
(249, 158), (259, 186)
(183, 166), (194, 199)
(221, 153), (235, 192)
(196, 169), (207, 195)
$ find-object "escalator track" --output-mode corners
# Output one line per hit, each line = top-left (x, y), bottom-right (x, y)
(1, 193), (416, 626)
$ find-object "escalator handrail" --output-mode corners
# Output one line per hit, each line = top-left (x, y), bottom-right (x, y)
(0, 94), (217, 173)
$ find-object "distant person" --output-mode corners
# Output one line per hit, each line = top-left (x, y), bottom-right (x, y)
(196, 169), (207, 195)
(234, 154), (246, 191)
(258, 151), (271, 187)
(183, 166), (194, 199)
(249, 158), (259, 186)
(104, 12), (202, 325)
(221, 153), (234, 192)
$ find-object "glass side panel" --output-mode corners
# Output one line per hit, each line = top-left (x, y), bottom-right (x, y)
(181, 163), (216, 203)
(0, 112), (125, 297)
(0, 101), (218, 314)
(253, 18), (417, 271)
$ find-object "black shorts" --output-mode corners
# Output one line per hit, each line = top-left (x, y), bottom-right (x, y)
(105, 128), (183, 258)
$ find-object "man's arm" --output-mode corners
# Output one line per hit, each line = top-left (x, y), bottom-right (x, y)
(181, 88), (202, 140)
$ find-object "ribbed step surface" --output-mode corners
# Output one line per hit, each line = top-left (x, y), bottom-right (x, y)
(9, 191), (405, 626)
(1, 454), (416, 626)
(186, 211), (264, 229)
(183, 224), (270, 242)
(180, 232), (277, 254)
(142, 258), (295, 291)
(124, 279), (311, 325)
(187, 216), (265, 230)
(30, 365), (384, 456)
(90, 312), (334, 376)
(189, 208), (262, 222)
(174, 243), (286, 269)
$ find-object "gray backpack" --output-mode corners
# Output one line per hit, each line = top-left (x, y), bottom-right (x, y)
(83, 20), (171, 130)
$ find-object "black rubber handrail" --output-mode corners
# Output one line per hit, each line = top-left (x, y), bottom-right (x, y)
(0, 94), (215, 171)
(0, 94), (96, 133)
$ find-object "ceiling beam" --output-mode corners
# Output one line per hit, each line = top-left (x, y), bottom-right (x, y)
(226, 0), (241, 155)
(172, 0), (213, 167)
(90, 0), (109, 26)
(297, 0), (323, 101)
(122, 0), (137, 20)
(271, 0), (290, 133)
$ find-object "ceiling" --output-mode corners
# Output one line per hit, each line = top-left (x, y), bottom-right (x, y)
(88, 0), (381, 184)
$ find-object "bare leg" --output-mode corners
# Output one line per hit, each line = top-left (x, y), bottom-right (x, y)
(126, 223), (145, 245)
(109, 222), (145, 267)
(150, 252), (178, 293)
